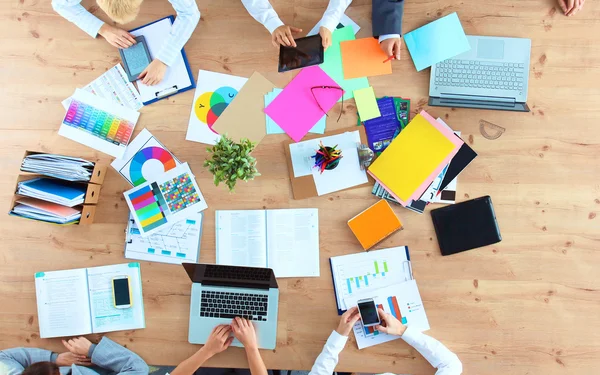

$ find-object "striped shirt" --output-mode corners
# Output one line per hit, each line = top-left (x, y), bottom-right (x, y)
(51, 0), (200, 67)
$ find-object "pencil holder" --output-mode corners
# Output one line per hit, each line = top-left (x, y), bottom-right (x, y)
(312, 142), (343, 173)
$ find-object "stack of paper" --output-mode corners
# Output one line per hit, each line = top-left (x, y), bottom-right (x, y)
(264, 88), (325, 135)
(17, 178), (86, 207)
(12, 198), (81, 224)
(21, 154), (95, 182)
(368, 111), (463, 207)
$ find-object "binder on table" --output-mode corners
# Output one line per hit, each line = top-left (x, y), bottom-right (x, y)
(129, 16), (196, 105)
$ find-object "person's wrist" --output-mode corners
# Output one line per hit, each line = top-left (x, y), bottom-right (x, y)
(335, 327), (348, 337)
(244, 342), (259, 352)
(198, 346), (216, 359)
(98, 23), (109, 36)
(394, 325), (407, 336)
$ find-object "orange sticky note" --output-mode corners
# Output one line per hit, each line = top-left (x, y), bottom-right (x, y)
(340, 38), (393, 79)
(348, 200), (403, 250)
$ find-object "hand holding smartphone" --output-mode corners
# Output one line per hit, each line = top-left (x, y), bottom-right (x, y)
(357, 298), (381, 327)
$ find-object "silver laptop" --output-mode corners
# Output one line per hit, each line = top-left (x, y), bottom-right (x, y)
(429, 35), (531, 112)
(183, 263), (279, 349)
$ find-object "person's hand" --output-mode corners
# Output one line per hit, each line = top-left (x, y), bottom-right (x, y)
(272, 25), (303, 48)
(98, 23), (136, 49)
(375, 308), (407, 336)
(231, 317), (258, 350)
(335, 306), (361, 337)
(56, 352), (92, 367)
(138, 59), (167, 86)
(319, 26), (332, 51)
(380, 37), (402, 61)
(558, 0), (585, 16)
(62, 337), (92, 357)
(202, 325), (234, 357)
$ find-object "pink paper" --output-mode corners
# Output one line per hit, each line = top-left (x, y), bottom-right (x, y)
(264, 66), (343, 142)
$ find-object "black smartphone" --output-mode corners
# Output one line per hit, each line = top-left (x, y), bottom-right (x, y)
(112, 276), (132, 309)
(119, 35), (152, 82)
(278, 35), (324, 73)
(357, 298), (381, 327)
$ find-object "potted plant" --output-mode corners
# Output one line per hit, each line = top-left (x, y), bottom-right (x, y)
(204, 135), (260, 192)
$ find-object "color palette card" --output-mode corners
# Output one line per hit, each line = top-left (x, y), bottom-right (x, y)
(340, 38), (392, 79)
(59, 89), (140, 158)
(404, 12), (470, 72)
(123, 162), (208, 237)
(264, 66), (343, 142)
(112, 128), (181, 186)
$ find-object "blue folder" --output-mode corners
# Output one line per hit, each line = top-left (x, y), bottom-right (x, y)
(404, 12), (471, 72)
(20, 178), (86, 200)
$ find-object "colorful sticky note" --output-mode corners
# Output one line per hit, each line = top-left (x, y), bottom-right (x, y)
(319, 26), (370, 101)
(264, 66), (343, 142)
(404, 12), (470, 72)
(340, 38), (392, 79)
(353, 87), (381, 121)
(264, 89), (325, 135)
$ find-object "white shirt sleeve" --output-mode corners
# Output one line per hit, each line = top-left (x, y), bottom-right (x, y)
(401, 326), (463, 375)
(240, 0), (284, 34)
(308, 330), (348, 375)
(379, 34), (401, 42)
(154, 0), (201, 66)
(51, 0), (104, 38)
(318, 0), (353, 33)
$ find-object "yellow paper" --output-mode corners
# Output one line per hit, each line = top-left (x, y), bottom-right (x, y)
(368, 114), (456, 201)
(354, 87), (381, 121)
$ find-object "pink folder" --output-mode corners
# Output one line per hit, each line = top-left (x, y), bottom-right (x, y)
(17, 197), (80, 217)
(264, 66), (343, 142)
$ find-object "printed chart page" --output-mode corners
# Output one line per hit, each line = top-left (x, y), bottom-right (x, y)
(266, 208), (320, 277)
(216, 210), (267, 268)
(330, 246), (412, 311)
(87, 263), (145, 334)
(34, 268), (92, 338)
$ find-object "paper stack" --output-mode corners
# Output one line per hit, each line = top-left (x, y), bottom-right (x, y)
(21, 154), (95, 182)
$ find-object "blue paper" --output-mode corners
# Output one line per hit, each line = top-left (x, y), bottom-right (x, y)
(404, 12), (471, 72)
(21, 178), (86, 200)
(264, 89), (325, 135)
(363, 97), (401, 155)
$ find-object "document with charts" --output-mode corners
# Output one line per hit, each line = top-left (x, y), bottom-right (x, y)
(125, 212), (203, 264)
(34, 263), (145, 338)
(216, 209), (319, 278)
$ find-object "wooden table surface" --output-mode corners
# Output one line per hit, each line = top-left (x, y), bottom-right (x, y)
(1, 0), (599, 374)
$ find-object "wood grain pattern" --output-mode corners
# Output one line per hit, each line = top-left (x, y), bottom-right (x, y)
(1, 0), (599, 374)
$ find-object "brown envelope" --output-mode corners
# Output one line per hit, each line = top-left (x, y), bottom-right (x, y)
(212, 72), (276, 144)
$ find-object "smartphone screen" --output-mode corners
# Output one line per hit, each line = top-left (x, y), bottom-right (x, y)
(113, 278), (131, 306)
(358, 300), (379, 325)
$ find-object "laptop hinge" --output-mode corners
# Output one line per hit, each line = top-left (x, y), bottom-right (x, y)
(203, 279), (270, 290)
(439, 93), (516, 104)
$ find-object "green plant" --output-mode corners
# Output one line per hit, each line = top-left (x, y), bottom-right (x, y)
(204, 135), (260, 192)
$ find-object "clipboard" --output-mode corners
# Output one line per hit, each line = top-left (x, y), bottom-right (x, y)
(129, 16), (196, 105)
(283, 126), (372, 200)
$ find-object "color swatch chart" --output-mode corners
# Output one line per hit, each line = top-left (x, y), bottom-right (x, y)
(159, 172), (201, 214)
(128, 182), (169, 232)
(129, 146), (177, 186)
(64, 99), (134, 146)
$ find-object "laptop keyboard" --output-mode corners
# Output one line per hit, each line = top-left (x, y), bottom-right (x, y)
(200, 290), (269, 321)
(434, 59), (526, 91)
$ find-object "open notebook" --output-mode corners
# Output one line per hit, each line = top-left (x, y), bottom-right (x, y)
(216, 209), (320, 278)
(34, 263), (145, 338)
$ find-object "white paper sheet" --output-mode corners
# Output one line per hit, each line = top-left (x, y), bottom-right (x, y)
(216, 210), (267, 268)
(62, 64), (143, 111)
(130, 18), (192, 103)
(266, 209), (319, 278)
(35, 268), (92, 338)
(307, 14), (361, 36)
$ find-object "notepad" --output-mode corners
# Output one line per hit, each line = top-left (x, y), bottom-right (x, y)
(216, 209), (320, 278)
(368, 111), (463, 205)
(348, 200), (403, 250)
(35, 263), (145, 338)
(354, 87), (381, 121)
(404, 12), (471, 72)
(340, 38), (392, 79)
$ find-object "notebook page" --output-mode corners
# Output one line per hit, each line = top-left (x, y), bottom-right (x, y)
(266, 209), (320, 277)
(216, 210), (267, 268)
(87, 263), (145, 334)
(35, 268), (92, 338)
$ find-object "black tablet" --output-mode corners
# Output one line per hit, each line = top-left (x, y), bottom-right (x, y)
(431, 196), (502, 256)
(119, 35), (152, 82)
(278, 35), (324, 73)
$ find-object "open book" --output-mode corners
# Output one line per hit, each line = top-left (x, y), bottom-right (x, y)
(34, 263), (145, 338)
(216, 209), (320, 278)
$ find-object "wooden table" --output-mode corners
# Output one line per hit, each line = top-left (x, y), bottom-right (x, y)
(1, 0), (599, 374)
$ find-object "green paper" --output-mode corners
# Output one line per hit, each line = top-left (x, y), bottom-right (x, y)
(320, 26), (370, 101)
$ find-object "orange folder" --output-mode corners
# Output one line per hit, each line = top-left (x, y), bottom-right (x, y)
(340, 38), (393, 79)
(348, 199), (403, 250)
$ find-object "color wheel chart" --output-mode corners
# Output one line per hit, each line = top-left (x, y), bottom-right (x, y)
(194, 86), (238, 131)
(129, 146), (177, 186)
(128, 182), (169, 232)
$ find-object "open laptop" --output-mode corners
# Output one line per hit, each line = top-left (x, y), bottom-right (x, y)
(429, 35), (531, 112)
(183, 263), (279, 349)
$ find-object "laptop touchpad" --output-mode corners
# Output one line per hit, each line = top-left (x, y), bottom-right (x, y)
(477, 39), (504, 60)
